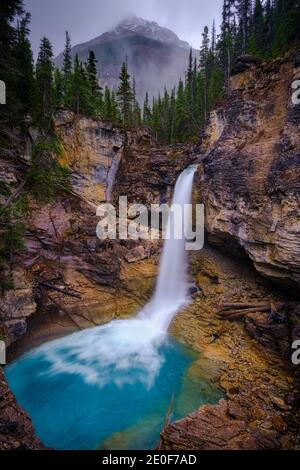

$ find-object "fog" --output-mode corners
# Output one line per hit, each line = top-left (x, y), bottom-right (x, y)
(25, 0), (223, 58)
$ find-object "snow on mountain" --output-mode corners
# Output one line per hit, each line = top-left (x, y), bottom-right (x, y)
(55, 16), (193, 101)
(110, 15), (189, 48)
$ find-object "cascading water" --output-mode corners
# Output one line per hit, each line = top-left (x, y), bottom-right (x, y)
(30, 164), (197, 388)
(4, 164), (222, 451)
(139, 164), (197, 333)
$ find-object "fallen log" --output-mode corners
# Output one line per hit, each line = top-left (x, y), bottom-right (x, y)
(219, 302), (298, 311)
(220, 302), (269, 311)
(38, 281), (82, 298)
(218, 301), (298, 320)
(218, 306), (272, 317)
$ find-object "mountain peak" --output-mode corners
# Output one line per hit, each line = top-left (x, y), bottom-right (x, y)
(110, 15), (189, 49)
(55, 16), (191, 100)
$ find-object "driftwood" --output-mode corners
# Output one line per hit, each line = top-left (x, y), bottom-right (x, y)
(218, 305), (273, 318)
(220, 302), (270, 310)
(38, 281), (82, 298)
(217, 301), (298, 320)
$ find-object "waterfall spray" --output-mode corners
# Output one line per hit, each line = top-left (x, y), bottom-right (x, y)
(139, 165), (197, 332)
(24, 166), (197, 388)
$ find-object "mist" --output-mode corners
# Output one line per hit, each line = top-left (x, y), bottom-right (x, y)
(24, 0), (223, 58)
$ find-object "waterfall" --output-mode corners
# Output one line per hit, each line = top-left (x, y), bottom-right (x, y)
(29, 166), (197, 388)
(139, 165), (197, 332)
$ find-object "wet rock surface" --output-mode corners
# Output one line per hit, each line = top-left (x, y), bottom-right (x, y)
(55, 111), (124, 203)
(113, 131), (196, 206)
(0, 369), (43, 449)
(195, 49), (300, 289)
(1, 50), (300, 450)
(161, 247), (300, 450)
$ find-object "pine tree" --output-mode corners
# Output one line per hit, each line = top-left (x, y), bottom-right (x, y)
(186, 48), (194, 121)
(236, 0), (252, 54)
(54, 68), (64, 110)
(35, 36), (54, 132)
(169, 87), (176, 143)
(103, 86), (112, 121)
(143, 92), (151, 126)
(192, 57), (198, 112)
(132, 76), (141, 126)
(161, 87), (171, 143)
(248, 0), (265, 56)
(72, 54), (81, 115)
(211, 19), (216, 56)
(102, 87), (120, 123)
(272, 0), (300, 56)
(151, 96), (160, 140)
(111, 91), (120, 123)
(199, 26), (210, 120)
(14, 12), (35, 117)
(264, 0), (273, 53)
(117, 61), (134, 126)
(63, 31), (72, 76)
(207, 67), (223, 110)
(174, 79), (188, 142)
(219, 0), (235, 82)
(70, 54), (91, 116)
(0, 0), (25, 124)
(145, 0), (299, 146)
(62, 31), (72, 108)
(86, 49), (102, 116)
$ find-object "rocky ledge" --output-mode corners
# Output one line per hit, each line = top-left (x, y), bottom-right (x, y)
(195, 49), (300, 289)
(0, 369), (43, 449)
(161, 247), (300, 450)
(1, 50), (300, 451)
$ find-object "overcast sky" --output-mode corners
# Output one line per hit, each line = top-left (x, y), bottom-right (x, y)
(24, 0), (223, 58)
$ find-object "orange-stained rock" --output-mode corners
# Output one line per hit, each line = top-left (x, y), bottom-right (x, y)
(195, 49), (300, 289)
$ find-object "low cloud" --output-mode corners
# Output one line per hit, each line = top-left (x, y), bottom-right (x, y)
(25, 0), (222, 58)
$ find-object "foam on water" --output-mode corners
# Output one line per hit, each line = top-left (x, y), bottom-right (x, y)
(5, 165), (206, 449)
(23, 165), (197, 388)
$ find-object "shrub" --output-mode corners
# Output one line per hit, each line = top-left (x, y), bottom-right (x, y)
(27, 136), (71, 202)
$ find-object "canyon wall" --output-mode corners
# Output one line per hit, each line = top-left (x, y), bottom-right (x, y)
(54, 111), (124, 203)
(159, 49), (300, 451)
(54, 111), (195, 206)
(1, 48), (300, 450)
(195, 50), (300, 289)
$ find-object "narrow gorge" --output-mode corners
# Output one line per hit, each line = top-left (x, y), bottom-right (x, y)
(1, 48), (300, 451)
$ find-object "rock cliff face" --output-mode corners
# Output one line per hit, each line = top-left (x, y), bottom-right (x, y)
(0, 368), (43, 449)
(54, 111), (195, 207)
(1, 49), (300, 451)
(55, 111), (124, 203)
(158, 49), (300, 451)
(113, 133), (196, 206)
(160, 247), (300, 450)
(195, 50), (300, 289)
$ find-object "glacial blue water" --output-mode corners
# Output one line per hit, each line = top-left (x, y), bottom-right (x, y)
(5, 166), (217, 450)
(5, 334), (221, 450)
